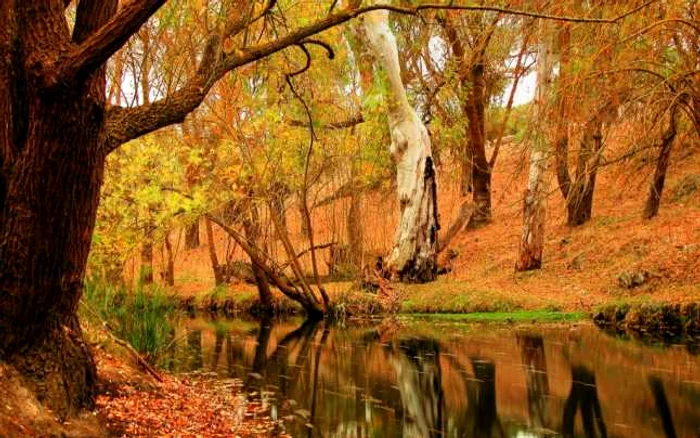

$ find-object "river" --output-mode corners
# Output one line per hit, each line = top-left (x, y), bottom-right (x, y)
(159, 316), (700, 437)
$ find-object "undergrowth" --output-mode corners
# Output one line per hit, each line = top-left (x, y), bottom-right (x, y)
(81, 277), (180, 362)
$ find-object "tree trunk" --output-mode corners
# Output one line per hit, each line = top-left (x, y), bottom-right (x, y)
(441, 14), (496, 229)
(185, 219), (200, 249)
(566, 119), (602, 226)
(644, 109), (678, 219)
(554, 23), (572, 200)
(461, 139), (473, 196)
(360, 8), (439, 282)
(140, 233), (154, 285)
(465, 63), (492, 229)
(0, 0), (119, 417)
(347, 163), (364, 269)
(205, 218), (224, 286)
(241, 202), (273, 310)
(516, 23), (552, 272)
(163, 233), (175, 286)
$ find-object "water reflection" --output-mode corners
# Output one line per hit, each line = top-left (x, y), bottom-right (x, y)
(392, 338), (444, 437)
(164, 318), (700, 437)
(649, 376), (677, 438)
(518, 334), (549, 431)
(562, 366), (607, 438)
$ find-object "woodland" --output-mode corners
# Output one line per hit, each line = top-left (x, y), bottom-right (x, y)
(0, 0), (698, 436)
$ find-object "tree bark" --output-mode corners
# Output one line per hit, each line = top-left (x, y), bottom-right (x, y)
(644, 109), (678, 219)
(566, 118), (602, 226)
(441, 15), (497, 229)
(465, 62), (492, 228)
(162, 233), (175, 286)
(241, 201), (273, 310)
(516, 22), (552, 272)
(185, 220), (200, 249)
(347, 181), (364, 269)
(461, 139), (474, 196)
(205, 218), (224, 286)
(360, 7), (439, 282)
(554, 23), (572, 200)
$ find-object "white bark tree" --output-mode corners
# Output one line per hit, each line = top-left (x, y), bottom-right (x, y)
(516, 21), (553, 271)
(358, 6), (439, 282)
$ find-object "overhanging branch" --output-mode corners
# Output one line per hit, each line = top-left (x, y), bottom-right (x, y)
(105, 1), (655, 149)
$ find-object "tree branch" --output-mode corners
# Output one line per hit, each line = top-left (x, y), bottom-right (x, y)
(53, 0), (165, 87)
(287, 113), (364, 130)
(105, 1), (655, 149)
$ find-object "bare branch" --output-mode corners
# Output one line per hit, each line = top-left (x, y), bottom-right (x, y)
(287, 113), (364, 130)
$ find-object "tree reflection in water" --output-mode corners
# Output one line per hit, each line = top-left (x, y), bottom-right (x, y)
(648, 376), (677, 438)
(562, 365), (607, 438)
(186, 329), (203, 371)
(468, 358), (504, 438)
(518, 334), (550, 430)
(391, 338), (444, 437)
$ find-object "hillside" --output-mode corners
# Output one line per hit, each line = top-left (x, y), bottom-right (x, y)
(143, 130), (700, 314)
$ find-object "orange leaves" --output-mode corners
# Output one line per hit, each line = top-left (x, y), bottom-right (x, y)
(96, 371), (285, 437)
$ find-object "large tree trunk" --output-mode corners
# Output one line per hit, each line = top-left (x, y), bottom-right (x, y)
(440, 15), (497, 229)
(360, 8), (439, 282)
(461, 139), (474, 196)
(644, 109), (678, 219)
(0, 0), (119, 418)
(516, 23), (552, 272)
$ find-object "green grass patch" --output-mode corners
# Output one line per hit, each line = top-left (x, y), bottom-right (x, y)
(81, 277), (181, 363)
(410, 310), (587, 323)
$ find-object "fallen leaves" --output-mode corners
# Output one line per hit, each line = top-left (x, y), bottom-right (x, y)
(94, 350), (291, 437)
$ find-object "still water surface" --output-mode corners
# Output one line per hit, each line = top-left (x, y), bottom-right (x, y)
(163, 317), (700, 437)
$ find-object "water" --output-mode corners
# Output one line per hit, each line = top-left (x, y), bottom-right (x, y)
(161, 316), (700, 437)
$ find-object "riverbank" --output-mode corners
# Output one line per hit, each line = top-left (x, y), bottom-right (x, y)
(0, 339), (276, 438)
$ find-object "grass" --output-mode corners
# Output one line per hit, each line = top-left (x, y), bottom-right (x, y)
(410, 310), (587, 323)
(395, 278), (528, 313)
(82, 277), (180, 362)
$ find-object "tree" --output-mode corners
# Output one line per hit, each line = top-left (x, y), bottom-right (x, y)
(439, 11), (521, 229)
(516, 17), (553, 271)
(358, 8), (440, 282)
